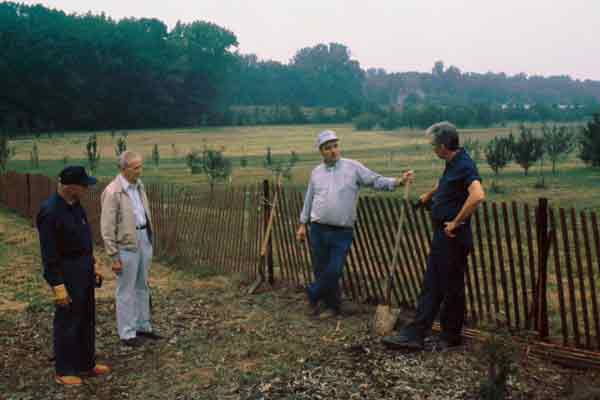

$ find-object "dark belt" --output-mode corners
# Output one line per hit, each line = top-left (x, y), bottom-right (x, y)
(136, 224), (147, 230)
(312, 222), (353, 231)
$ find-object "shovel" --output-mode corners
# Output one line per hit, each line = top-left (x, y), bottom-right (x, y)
(372, 180), (411, 336)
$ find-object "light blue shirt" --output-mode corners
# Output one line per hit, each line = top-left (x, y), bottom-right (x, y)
(118, 174), (147, 227)
(300, 158), (398, 228)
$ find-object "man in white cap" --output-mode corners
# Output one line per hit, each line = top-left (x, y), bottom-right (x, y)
(297, 130), (414, 319)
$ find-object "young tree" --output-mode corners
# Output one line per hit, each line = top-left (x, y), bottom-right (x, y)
(0, 131), (13, 172)
(485, 136), (513, 191)
(201, 148), (233, 188)
(115, 136), (127, 157)
(152, 144), (160, 169)
(542, 124), (575, 175)
(579, 113), (600, 167)
(30, 141), (40, 169)
(463, 138), (482, 163)
(264, 147), (273, 167)
(185, 150), (201, 174)
(264, 150), (298, 181)
(85, 134), (101, 172)
(512, 125), (544, 176)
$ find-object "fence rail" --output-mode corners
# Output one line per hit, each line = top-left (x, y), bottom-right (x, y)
(2, 171), (600, 357)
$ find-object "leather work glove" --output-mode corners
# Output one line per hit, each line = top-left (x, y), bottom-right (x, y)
(52, 284), (71, 307)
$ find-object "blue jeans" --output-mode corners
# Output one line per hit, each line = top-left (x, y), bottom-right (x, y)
(307, 223), (354, 311)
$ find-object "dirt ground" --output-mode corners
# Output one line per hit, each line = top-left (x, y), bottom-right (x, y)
(2, 208), (600, 400)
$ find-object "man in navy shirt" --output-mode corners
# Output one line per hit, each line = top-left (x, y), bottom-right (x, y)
(382, 122), (485, 350)
(37, 166), (110, 385)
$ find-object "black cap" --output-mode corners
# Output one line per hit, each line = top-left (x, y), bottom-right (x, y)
(59, 166), (97, 186)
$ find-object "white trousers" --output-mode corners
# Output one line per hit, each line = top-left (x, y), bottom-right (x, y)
(116, 229), (153, 340)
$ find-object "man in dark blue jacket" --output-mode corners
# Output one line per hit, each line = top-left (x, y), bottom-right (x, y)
(382, 122), (485, 350)
(37, 166), (110, 385)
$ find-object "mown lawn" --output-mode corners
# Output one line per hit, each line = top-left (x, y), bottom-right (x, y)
(5, 123), (600, 211)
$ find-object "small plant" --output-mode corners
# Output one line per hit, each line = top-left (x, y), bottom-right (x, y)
(485, 135), (513, 192)
(512, 125), (544, 176)
(477, 327), (518, 400)
(201, 148), (233, 188)
(85, 134), (101, 172)
(240, 145), (248, 168)
(542, 124), (575, 175)
(0, 131), (13, 172)
(463, 138), (482, 163)
(152, 144), (160, 169)
(579, 113), (600, 167)
(30, 141), (39, 169)
(264, 149), (299, 181)
(185, 150), (201, 174)
(115, 135), (127, 157)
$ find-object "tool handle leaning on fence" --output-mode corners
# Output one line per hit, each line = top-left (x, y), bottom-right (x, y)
(385, 180), (411, 305)
(260, 176), (282, 257)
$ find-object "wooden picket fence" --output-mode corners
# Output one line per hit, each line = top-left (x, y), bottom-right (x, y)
(2, 171), (600, 356)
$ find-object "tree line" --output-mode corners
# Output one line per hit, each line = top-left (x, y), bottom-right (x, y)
(1, 2), (600, 135)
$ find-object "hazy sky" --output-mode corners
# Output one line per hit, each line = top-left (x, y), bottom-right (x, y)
(21, 0), (600, 80)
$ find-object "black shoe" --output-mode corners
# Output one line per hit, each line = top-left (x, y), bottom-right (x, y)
(136, 331), (163, 340)
(381, 334), (424, 350)
(305, 289), (320, 317)
(121, 337), (144, 347)
(436, 336), (462, 351)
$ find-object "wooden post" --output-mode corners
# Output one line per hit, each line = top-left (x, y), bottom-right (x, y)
(535, 197), (550, 339)
(262, 179), (274, 284)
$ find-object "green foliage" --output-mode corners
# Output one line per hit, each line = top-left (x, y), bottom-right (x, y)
(264, 147), (273, 167)
(200, 148), (232, 185)
(579, 113), (600, 167)
(115, 136), (127, 157)
(353, 113), (378, 131)
(485, 135), (513, 192)
(478, 328), (518, 400)
(152, 144), (160, 168)
(542, 124), (576, 175)
(485, 136), (513, 176)
(0, 131), (13, 172)
(512, 125), (544, 176)
(264, 150), (298, 181)
(30, 142), (39, 169)
(85, 134), (101, 172)
(185, 150), (202, 174)
(462, 138), (482, 163)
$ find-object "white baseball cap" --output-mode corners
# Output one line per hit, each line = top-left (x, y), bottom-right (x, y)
(316, 130), (339, 149)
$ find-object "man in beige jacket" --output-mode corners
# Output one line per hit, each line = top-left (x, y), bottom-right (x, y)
(101, 151), (161, 347)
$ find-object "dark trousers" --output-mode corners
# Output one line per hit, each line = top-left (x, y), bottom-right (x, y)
(54, 257), (96, 375)
(307, 223), (354, 311)
(404, 226), (470, 339)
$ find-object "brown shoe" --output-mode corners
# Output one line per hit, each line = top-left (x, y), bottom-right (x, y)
(317, 308), (339, 320)
(83, 364), (111, 377)
(55, 375), (83, 386)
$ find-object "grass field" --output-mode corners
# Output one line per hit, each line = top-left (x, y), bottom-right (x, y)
(6, 123), (600, 210)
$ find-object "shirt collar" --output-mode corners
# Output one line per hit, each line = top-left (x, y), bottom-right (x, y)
(446, 148), (464, 167)
(118, 174), (138, 192)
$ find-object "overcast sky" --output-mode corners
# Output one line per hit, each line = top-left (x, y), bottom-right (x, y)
(21, 0), (600, 81)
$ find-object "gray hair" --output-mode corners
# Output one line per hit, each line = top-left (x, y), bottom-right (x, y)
(118, 151), (142, 169)
(426, 121), (459, 150)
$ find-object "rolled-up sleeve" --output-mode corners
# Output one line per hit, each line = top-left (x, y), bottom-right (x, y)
(299, 179), (314, 224)
(37, 211), (63, 287)
(355, 161), (397, 191)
